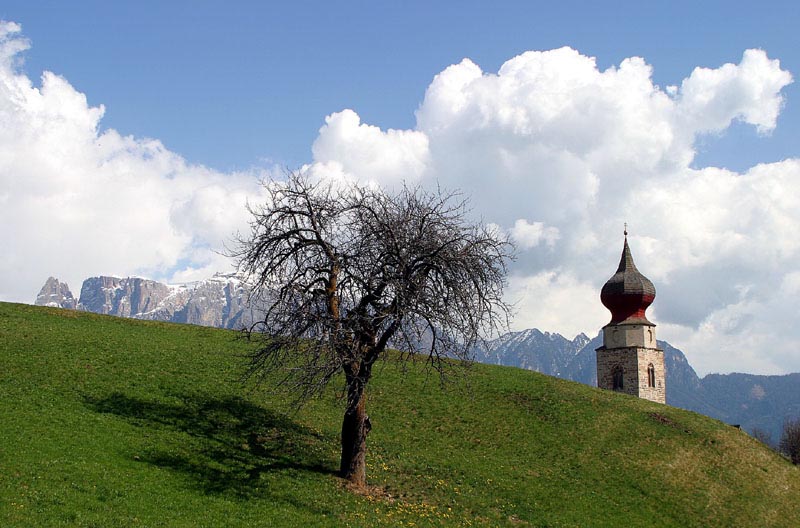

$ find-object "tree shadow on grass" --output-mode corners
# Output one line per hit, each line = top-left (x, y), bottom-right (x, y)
(84, 391), (337, 502)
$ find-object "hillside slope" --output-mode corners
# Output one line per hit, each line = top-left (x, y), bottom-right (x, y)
(484, 331), (800, 441)
(1, 302), (798, 527)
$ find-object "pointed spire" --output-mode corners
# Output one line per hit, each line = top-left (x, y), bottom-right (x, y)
(616, 237), (639, 274)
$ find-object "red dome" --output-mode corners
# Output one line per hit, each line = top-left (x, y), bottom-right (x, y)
(600, 237), (655, 325)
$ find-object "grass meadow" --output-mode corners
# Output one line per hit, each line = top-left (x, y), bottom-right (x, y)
(1, 302), (798, 527)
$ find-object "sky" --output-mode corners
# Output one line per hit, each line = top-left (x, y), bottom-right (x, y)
(1, 1), (799, 376)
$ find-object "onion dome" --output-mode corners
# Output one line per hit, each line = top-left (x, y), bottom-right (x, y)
(600, 234), (655, 325)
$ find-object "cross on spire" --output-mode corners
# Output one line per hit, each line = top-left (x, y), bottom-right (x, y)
(624, 222), (628, 237)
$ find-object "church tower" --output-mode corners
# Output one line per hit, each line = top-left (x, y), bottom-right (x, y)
(596, 230), (665, 403)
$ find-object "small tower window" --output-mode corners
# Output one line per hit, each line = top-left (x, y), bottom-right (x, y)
(647, 363), (655, 388)
(612, 366), (624, 391)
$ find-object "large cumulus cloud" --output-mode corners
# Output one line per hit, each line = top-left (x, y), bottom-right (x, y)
(306, 47), (795, 375)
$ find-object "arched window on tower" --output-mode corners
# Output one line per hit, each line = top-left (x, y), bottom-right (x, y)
(647, 363), (655, 388)
(612, 366), (624, 391)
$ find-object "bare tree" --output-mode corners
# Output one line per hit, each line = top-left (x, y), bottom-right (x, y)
(233, 173), (513, 488)
(779, 417), (800, 465)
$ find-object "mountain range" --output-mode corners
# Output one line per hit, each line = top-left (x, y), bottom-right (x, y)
(36, 275), (800, 442)
(35, 274), (259, 329)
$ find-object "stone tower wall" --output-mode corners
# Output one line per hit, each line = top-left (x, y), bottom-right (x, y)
(636, 347), (665, 403)
(596, 346), (665, 404)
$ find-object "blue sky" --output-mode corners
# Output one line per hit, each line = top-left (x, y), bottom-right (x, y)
(2, 1), (800, 375)
(3, 1), (798, 171)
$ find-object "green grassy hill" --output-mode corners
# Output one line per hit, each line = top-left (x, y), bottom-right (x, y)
(1, 302), (798, 527)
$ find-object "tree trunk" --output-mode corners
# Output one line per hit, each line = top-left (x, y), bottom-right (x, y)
(340, 374), (371, 487)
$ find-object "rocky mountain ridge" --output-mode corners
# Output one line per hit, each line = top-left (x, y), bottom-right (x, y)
(35, 274), (258, 329)
(475, 328), (590, 377)
(36, 277), (78, 309)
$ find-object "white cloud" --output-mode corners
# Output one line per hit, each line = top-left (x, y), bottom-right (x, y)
(311, 109), (430, 188)
(509, 219), (560, 249)
(0, 23), (266, 302)
(677, 49), (791, 134)
(506, 271), (608, 339)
